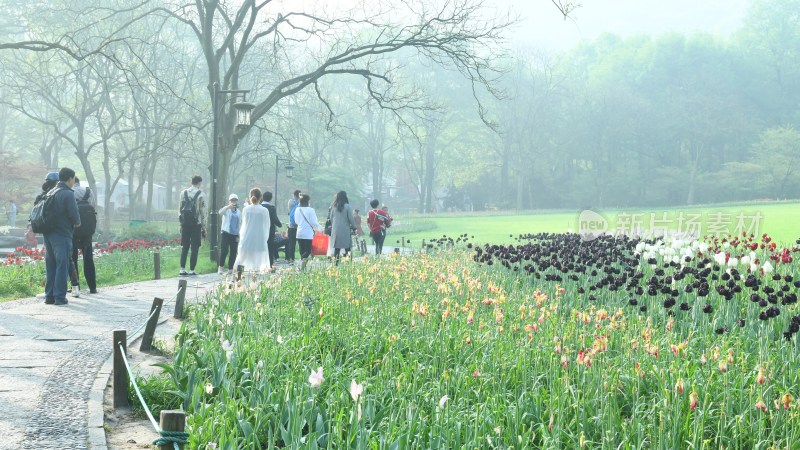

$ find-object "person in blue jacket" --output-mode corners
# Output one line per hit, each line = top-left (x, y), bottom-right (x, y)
(43, 168), (81, 306)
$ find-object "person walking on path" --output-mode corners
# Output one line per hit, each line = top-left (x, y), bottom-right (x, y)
(70, 177), (97, 295)
(6, 200), (17, 227)
(233, 188), (271, 277)
(260, 190), (283, 267)
(35, 172), (79, 299)
(43, 168), (81, 306)
(295, 193), (322, 271)
(367, 199), (392, 256)
(329, 191), (356, 265)
(353, 209), (364, 237)
(218, 193), (241, 275)
(285, 189), (301, 263)
(178, 175), (206, 276)
(324, 194), (336, 258)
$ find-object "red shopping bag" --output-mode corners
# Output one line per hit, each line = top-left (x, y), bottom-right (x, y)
(311, 232), (329, 256)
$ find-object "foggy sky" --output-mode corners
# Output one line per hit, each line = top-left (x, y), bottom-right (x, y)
(492, 0), (753, 52)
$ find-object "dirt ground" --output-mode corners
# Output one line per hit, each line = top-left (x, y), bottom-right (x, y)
(103, 317), (181, 450)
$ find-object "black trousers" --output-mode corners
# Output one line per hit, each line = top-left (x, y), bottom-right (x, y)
(180, 223), (202, 270)
(285, 227), (297, 261)
(219, 232), (238, 270)
(371, 230), (386, 255)
(267, 239), (277, 266)
(70, 236), (96, 291)
(297, 238), (312, 260)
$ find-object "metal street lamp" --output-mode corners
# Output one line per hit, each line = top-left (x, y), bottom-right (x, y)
(274, 154), (294, 214)
(210, 82), (254, 262)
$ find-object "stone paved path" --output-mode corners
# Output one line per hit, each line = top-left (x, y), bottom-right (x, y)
(0, 274), (220, 450)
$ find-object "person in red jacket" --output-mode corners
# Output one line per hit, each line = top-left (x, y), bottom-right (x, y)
(366, 199), (392, 255)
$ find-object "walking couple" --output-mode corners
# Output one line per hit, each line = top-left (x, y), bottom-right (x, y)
(218, 188), (278, 278)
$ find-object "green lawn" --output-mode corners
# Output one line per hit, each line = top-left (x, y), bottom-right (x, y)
(390, 201), (800, 246)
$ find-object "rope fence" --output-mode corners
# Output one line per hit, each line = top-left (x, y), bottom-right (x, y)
(111, 278), (207, 449)
(116, 338), (188, 449)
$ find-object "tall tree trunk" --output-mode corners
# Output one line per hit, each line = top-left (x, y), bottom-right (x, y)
(424, 140), (435, 213)
(127, 160), (135, 220)
(145, 157), (156, 219)
(166, 156), (175, 210)
(500, 139), (511, 207)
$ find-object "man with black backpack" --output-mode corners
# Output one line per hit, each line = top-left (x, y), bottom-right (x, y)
(70, 177), (97, 295)
(178, 175), (206, 276)
(40, 168), (81, 306)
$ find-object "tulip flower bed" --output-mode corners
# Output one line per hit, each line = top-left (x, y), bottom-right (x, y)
(0, 238), (210, 300)
(165, 233), (800, 449)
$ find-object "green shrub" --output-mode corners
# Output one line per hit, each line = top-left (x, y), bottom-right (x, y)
(116, 223), (179, 242)
(389, 219), (437, 235)
(128, 372), (182, 420)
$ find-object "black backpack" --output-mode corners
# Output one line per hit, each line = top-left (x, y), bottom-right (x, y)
(74, 189), (97, 239)
(29, 187), (61, 234)
(179, 190), (202, 225)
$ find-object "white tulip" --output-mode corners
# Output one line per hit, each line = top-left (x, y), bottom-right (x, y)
(713, 252), (727, 265)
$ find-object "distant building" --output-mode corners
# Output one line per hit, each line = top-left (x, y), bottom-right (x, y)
(95, 180), (170, 211)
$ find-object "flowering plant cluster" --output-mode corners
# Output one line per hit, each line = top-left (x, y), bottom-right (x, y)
(4, 246), (44, 266)
(95, 238), (182, 254)
(164, 242), (799, 449)
(0, 238), (184, 299)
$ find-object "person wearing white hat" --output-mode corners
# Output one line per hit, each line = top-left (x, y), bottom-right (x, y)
(218, 193), (241, 275)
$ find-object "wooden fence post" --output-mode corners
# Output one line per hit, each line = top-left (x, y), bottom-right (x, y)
(158, 410), (186, 450)
(174, 279), (187, 319)
(139, 297), (163, 352)
(113, 329), (129, 409)
(153, 251), (161, 280)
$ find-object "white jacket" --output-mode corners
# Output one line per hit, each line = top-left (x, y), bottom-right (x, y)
(218, 205), (241, 235)
(295, 206), (321, 239)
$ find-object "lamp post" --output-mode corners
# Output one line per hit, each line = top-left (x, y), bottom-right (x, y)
(274, 155), (294, 214)
(210, 81), (255, 262)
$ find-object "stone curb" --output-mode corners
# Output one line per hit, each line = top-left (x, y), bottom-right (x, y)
(86, 314), (177, 450)
(88, 354), (113, 450)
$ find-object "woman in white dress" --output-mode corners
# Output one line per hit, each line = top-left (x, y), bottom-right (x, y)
(233, 188), (271, 277)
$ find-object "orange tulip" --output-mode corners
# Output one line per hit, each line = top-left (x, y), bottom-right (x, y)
(674, 378), (684, 394)
(756, 367), (766, 385)
(782, 393), (794, 409)
(689, 392), (698, 411)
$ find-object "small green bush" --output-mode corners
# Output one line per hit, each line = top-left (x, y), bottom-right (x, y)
(389, 219), (437, 235)
(128, 372), (182, 420)
(116, 223), (179, 242)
